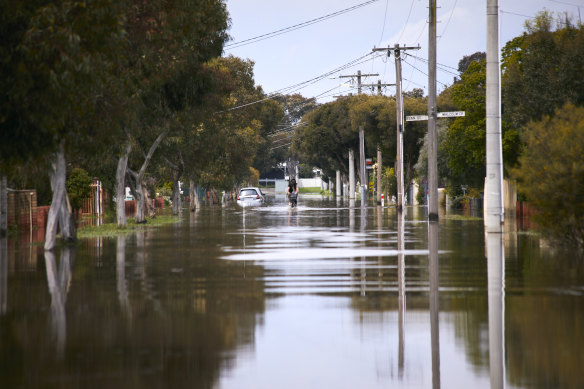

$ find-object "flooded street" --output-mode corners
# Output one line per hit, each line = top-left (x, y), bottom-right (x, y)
(1, 196), (583, 388)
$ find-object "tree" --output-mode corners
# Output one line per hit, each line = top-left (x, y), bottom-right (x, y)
(442, 60), (487, 190)
(502, 11), (584, 132)
(66, 168), (93, 214)
(458, 52), (486, 74)
(0, 0), (127, 249)
(114, 0), (229, 224)
(512, 103), (584, 247)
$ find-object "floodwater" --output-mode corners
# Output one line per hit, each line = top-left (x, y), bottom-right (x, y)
(1, 196), (583, 388)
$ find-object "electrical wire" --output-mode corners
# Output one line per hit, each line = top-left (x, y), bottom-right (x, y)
(408, 54), (459, 76)
(215, 51), (382, 113)
(438, 0), (459, 41)
(548, 0), (582, 9)
(397, 0), (416, 43)
(378, 0), (390, 45)
(402, 57), (448, 87)
(226, 0), (381, 50)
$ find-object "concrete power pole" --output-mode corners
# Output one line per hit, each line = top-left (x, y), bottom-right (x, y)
(428, 0), (439, 221)
(349, 149), (355, 199)
(485, 0), (504, 232)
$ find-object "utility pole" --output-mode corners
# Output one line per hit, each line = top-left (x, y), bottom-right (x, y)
(361, 79), (395, 205)
(361, 80), (395, 96)
(428, 0), (439, 221)
(372, 45), (420, 212)
(486, 0), (504, 232)
(338, 71), (378, 205)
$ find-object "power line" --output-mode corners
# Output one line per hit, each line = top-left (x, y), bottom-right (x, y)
(378, 0), (390, 45)
(397, 0), (417, 43)
(548, 0), (582, 9)
(402, 57), (448, 87)
(439, 0), (459, 41)
(226, 0), (381, 50)
(215, 51), (381, 113)
(408, 55), (459, 77)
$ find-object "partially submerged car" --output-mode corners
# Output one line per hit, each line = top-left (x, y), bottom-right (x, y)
(236, 187), (265, 207)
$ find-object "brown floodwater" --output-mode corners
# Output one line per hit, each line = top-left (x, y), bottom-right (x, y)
(0, 195), (583, 388)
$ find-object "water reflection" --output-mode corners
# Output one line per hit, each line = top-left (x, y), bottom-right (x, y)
(0, 237), (6, 315)
(487, 233), (505, 389)
(428, 221), (440, 389)
(397, 211), (405, 378)
(44, 247), (76, 359)
(1, 200), (584, 388)
(116, 236), (132, 321)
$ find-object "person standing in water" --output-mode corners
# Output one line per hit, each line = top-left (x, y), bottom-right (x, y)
(286, 178), (299, 207)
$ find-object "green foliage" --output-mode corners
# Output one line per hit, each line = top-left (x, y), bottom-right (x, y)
(381, 167), (397, 199)
(502, 11), (584, 131)
(512, 103), (584, 247)
(293, 94), (427, 184)
(415, 121), (450, 187)
(442, 60), (487, 188)
(66, 168), (93, 212)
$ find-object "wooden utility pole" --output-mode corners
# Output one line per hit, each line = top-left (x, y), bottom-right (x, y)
(372, 45), (420, 212)
(361, 79), (395, 205)
(338, 71), (378, 205)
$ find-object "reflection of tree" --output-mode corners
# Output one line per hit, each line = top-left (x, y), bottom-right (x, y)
(0, 208), (268, 388)
(44, 247), (75, 359)
(505, 295), (584, 388)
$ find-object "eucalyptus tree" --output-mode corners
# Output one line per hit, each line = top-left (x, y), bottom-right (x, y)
(114, 0), (229, 225)
(0, 0), (127, 249)
(187, 56), (284, 196)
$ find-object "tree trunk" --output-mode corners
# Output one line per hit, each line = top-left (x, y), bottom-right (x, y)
(129, 130), (168, 224)
(171, 172), (181, 216)
(58, 192), (76, 244)
(189, 180), (199, 211)
(0, 176), (7, 237)
(116, 142), (131, 228)
(143, 182), (156, 218)
(45, 143), (68, 251)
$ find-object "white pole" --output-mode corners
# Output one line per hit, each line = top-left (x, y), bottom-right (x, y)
(349, 149), (356, 199)
(336, 170), (341, 197)
(486, 0), (504, 232)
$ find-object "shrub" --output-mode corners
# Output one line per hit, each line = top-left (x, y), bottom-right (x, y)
(512, 103), (584, 247)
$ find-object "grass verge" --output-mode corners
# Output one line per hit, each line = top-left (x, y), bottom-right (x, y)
(444, 214), (483, 221)
(78, 214), (180, 238)
(298, 187), (322, 194)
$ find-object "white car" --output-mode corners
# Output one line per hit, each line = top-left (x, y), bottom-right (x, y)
(236, 187), (265, 207)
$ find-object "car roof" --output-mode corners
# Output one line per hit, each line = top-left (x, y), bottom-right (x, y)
(240, 187), (260, 191)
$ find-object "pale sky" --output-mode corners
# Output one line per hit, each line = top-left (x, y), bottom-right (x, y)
(224, 0), (583, 103)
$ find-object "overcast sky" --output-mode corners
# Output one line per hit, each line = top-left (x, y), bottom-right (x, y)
(224, 0), (583, 103)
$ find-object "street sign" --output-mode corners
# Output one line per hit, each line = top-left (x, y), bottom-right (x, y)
(405, 115), (428, 122)
(406, 111), (465, 122)
(365, 158), (373, 169)
(437, 111), (465, 118)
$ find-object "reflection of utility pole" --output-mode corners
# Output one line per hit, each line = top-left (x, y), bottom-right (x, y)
(372, 45), (420, 212)
(337, 71), (378, 204)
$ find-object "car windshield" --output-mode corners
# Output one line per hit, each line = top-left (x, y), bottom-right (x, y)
(240, 189), (258, 196)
